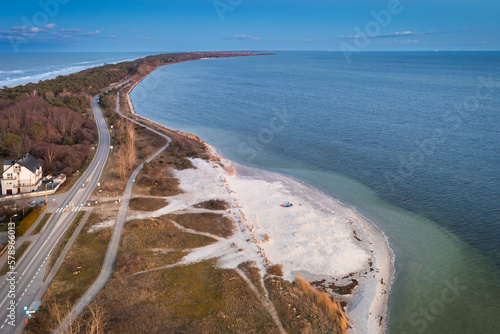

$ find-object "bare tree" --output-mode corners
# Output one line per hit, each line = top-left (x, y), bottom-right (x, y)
(125, 122), (137, 170)
(49, 299), (83, 334)
(85, 301), (108, 334)
(45, 147), (57, 170)
(116, 147), (128, 181)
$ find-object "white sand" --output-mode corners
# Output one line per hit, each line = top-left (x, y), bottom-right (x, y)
(88, 219), (115, 233)
(132, 154), (393, 334)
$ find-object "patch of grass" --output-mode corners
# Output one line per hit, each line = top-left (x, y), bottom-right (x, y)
(122, 218), (216, 251)
(47, 211), (86, 274)
(114, 249), (187, 277)
(164, 213), (235, 238)
(97, 260), (280, 333)
(25, 212), (112, 333)
(238, 261), (265, 296)
(267, 264), (284, 277)
(134, 152), (181, 197)
(32, 213), (52, 235)
(265, 276), (350, 334)
(128, 197), (167, 212)
(115, 217), (216, 277)
(0, 241), (31, 276)
(194, 199), (229, 211)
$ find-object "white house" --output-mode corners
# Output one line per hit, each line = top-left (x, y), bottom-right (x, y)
(1, 153), (43, 196)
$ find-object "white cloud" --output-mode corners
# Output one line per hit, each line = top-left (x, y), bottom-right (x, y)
(228, 34), (260, 41)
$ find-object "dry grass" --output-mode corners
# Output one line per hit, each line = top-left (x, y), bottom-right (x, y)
(96, 260), (281, 334)
(164, 213), (235, 238)
(128, 197), (167, 211)
(267, 264), (284, 277)
(98, 122), (166, 197)
(265, 276), (350, 334)
(114, 217), (216, 277)
(133, 151), (182, 197)
(295, 276), (350, 332)
(32, 213), (52, 235)
(47, 211), (86, 274)
(122, 218), (216, 250)
(194, 199), (229, 211)
(25, 212), (112, 333)
(238, 261), (265, 296)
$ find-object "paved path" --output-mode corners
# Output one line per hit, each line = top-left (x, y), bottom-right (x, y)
(0, 95), (110, 333)
(60, 92), (171, 330)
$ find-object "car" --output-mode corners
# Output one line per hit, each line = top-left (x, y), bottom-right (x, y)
(29, 200), (37, 207)
(38, 200), (46, 206)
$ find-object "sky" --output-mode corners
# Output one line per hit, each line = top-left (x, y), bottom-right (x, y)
(0, 0), (499, 52)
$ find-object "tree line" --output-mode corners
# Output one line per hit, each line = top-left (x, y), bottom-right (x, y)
(0, 52), (257, 176)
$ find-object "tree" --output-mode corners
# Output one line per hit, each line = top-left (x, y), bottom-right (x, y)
(45, 147), (57, 170)
(0, 132), (23, 157)
(116, 147), (128, 181)
(28, 122), (45, 141)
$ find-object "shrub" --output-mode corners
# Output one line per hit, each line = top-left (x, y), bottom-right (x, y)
(267, 264), (284, 277)
(15, 206), (44, 237)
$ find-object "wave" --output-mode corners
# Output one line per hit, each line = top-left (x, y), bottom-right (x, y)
(0, 54), (148, 88)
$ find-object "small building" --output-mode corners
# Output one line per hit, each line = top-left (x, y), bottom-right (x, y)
(1, 153), (43, 196)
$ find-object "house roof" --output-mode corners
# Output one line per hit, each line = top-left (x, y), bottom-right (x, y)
(13, 154), (42, 174)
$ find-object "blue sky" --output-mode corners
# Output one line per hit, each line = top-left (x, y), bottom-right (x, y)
(0, 0), (499, 52)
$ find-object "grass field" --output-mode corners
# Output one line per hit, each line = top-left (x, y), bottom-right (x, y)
(47, 211), (86, 275)
(97, 260), (281, 333)
(164, 213), (235, 238)
(128, 197), (168, 211)
(32, 213), (52, 235)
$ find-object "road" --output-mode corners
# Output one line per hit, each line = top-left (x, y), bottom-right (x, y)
(60, 91), (171, 330)
(0, 95), (110, 333)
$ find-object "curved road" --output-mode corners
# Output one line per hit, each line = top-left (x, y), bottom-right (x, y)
(60, 92), (171, 330)
(0, 95), (110, 333)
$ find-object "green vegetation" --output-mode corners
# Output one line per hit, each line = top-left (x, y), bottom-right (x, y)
(32, 213), (52, 235)
(1, 52), (250, 177)
(15, 206), (44, 237)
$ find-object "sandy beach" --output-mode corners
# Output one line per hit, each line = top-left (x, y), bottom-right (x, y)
(126, 140), (393, 333)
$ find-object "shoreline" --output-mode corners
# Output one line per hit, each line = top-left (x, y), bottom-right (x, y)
(124, 58), (394, 333)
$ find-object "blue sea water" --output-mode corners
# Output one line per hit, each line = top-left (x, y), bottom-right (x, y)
(131, 52), (500, 333)
(0, 52), (153, 87)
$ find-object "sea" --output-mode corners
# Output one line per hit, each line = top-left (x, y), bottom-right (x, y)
(0, 52), (153, 88)
(2, 51), (499, 333)
(130, 52), (500, 334)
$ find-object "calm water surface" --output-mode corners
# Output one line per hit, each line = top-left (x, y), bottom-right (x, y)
(131, 52), (500, 333)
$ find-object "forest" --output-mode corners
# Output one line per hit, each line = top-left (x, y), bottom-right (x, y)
(0, 52), (255, 175)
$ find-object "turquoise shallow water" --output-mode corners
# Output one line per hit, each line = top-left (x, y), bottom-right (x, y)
(131, 52), (500, 333)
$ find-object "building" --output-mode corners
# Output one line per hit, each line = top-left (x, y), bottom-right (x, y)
(1, 153), (43, 196)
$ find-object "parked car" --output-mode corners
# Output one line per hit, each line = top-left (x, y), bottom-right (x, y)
(38, 200), (46, 206)
(29, 200), (37, 208)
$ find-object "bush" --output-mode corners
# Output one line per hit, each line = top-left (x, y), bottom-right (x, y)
(16, 206), (44, 237)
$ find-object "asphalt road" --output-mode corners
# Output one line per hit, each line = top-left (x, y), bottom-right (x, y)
(0, 95), (110, 333)
(59, 91), (171, 330)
